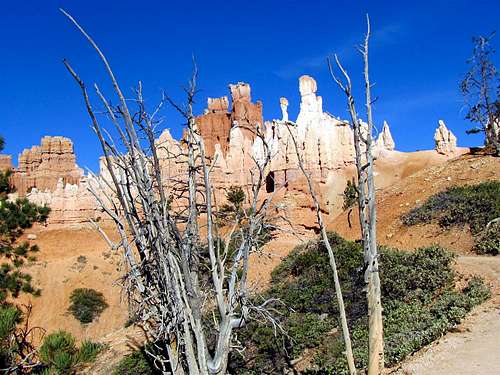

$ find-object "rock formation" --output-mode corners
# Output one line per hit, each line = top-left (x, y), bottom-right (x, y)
(229, 82), (263, 141)
(195, 83), (263, 159)
(280, 97), (289, 122)
(376, 121), (396, 151)
(4, 75), (464, 226)
(10, 136), (83, 195)
(26, 177), (101, 225)
(195, 97), (232, 158)
(293, 75), (355, 177)
(0, 155), (12, 171)
(434, 120), (457, 155)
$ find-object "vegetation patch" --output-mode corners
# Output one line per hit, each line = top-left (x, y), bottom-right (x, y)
(112, 235), (490, 374)
(68, 288), (108, 324)
(0, 137), (52, 372)
(473, 223), (500, 256)
(38, 330), (103, 374)
(401, 181), (500, 254)
(0, 166), (50, 302)
(226, 234), (490, 374)
(113, 348), (158, 375)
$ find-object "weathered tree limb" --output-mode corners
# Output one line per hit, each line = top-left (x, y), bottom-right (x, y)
(285, 121), (357, 375)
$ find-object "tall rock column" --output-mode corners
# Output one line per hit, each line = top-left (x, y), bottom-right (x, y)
(229, 82), (263, 139)
(280, 97), (289, 122)
(195, 97), (232, 158)
(434, 120), (457, 155)
(375, 121), (395, 151)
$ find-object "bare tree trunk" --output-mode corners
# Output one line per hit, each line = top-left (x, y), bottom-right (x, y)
(363, 17), (384, 374)
(329, 14), (384, 375)
(286, 123), (357, 375)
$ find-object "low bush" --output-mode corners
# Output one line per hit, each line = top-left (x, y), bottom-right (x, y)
(228, 234), (490, 374)
(76, 340), (104, 363)
(401, 181), (500, 232)
(113, 348), (158, 375)
(68, 288), (108, 324)
(112, 234), (491, 375)
(39, 331), (77, 374)
(473, 223), (500, 255)
(401, 181), (500, 255)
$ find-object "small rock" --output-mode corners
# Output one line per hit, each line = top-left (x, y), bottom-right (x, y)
(318, 313), (328, 321)
(27, 234), (37, 240)
(447, 176), (452, 181)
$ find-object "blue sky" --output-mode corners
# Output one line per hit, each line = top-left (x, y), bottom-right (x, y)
(1, 0), (499, 171)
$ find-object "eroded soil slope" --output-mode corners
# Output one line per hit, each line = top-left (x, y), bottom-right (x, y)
(331, 154), (500, 253)
(17, 226), (128, 344)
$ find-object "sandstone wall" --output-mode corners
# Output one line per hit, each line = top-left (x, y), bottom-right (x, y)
(0, 155), (12, 171)
(195, 83), (263, 159)
(8, 75), (465, 226)
(195, 97), (232, 157)
(10, 136), (83, 195)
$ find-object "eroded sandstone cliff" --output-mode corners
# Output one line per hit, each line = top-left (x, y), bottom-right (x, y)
(7, 76), (466, 226)
(10, 136), (83, 195)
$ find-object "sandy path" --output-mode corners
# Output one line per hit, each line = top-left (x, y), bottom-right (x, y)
(394, 256), (500, 375)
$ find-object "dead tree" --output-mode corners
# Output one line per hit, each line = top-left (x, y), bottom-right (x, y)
(328, 15), (384, 374)
(460, 32), (500, 154)
(61, 9), (283, 375)
(285, 122), (357, 375)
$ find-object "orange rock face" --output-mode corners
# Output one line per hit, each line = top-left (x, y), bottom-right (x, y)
(195, 83), (263, 158)
(195, 97), (232, 157)
(10, 136), (83, 195)
(0, 155), (12, 171)
(229, 82), (263, 140)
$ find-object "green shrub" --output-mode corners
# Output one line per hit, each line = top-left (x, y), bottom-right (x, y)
(0, 195), (50, 302)
(226, 185), (245, 208)
(76, 341), (104, 363)
(0, 305), (21, 369)
(473, 223), (500, 255)
(401, 181), (500, 255)
(113, 349), (157, 375)
(401, 181), (500, 233)
(39, 331), (77, 374)
(38, 331), (102, 374)
(342, 179), (358, 211)
(229, 234), (491, 374)
(0, 198), (50, 240)
(68, 288), (108, 324)
(463, 275), (492, 304)
(380, 245), (456, 302)
(0, 170), (12, 198)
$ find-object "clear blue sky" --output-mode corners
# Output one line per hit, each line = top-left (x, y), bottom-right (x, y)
(1, 0), (499, 172)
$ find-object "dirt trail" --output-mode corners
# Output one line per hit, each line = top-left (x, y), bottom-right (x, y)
(394, 255), (500, 375)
